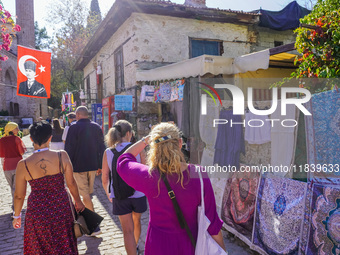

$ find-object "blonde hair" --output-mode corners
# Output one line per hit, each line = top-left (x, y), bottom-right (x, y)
(147, 122), (186, 188)
(105, 120), (132, 148)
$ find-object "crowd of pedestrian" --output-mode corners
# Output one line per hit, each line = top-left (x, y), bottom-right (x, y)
(0, 106), (226, 255)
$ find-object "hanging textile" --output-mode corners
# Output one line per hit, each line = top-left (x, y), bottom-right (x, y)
(303, 183), (340, 255)
(182, 79), (201, 139)
(305, 90), (340, 185)
(169, 81), (179, 101)
(199, 98), (220, 167)
(177, 80), (185, 102)
(221, 166), (260, 245)
(270, 103), (298, 177)
(293, 112), (307, 181)
(169, 101), (183, 129)
(244, 112), (271, 144)
(140, 85), (155, 102)
(159, 82), (171, 102)
(213, 109), (245, 169)
(153, 86), (161, 103)
(253, 177), (307, 255)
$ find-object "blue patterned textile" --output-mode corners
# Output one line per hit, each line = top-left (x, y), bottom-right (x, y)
(253, 177), (307, 255)
(303, 183), (340, 255)
(305, 90), (340, 184)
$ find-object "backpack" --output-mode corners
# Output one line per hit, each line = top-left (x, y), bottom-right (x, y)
(109, 143), (135, 200)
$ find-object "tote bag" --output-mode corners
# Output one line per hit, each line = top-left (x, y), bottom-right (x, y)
(195, 171), (228, 255)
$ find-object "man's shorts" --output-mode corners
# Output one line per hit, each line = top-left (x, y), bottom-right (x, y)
(73, 171), (96, 197)
(112, 196), (147, 216)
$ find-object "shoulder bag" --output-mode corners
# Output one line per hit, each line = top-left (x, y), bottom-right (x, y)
(59, 151), (90, 238)
(161, 171), (228, 255)
(195, 171), (228, 255)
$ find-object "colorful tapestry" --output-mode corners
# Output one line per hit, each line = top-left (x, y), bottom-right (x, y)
(304, 183), (340, 255)
(221, 166), (260, 245)
(298, 183), (313, 255)
(253, 177), (307, 254)
(305, 90), (340, 184)
(159, 82), (171, 102)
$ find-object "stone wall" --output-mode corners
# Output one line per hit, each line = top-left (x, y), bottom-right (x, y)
(83, 13), (251, 97)
(251, 26), (296, 52)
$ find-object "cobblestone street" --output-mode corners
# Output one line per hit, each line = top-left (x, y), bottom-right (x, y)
(0, 135), (256, 255)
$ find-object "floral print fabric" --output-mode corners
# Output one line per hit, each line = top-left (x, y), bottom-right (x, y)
(253, 177), (306, 255)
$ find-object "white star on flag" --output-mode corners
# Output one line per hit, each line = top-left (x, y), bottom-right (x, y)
(38, 65), (46, 72)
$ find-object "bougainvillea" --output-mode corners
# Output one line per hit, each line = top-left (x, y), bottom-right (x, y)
(293, 0), (340, 93)
(0, 4), (21, 62)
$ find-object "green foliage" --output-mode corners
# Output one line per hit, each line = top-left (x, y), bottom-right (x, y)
(293, 0), (340, 93)
(35, 21), (52, 50)
(46, 0), (99, 109)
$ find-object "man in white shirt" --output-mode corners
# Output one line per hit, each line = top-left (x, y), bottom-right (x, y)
(62, 112), (76, 143)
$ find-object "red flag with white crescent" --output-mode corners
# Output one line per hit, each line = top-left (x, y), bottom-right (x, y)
(17, 45), (51, 98)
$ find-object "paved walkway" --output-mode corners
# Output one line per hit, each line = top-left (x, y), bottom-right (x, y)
(0, 135), (257, 255)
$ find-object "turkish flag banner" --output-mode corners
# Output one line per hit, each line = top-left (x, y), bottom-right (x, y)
(17, 45), (51, 98)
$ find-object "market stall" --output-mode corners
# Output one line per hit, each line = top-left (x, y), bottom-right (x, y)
(135, 49), (340, 255)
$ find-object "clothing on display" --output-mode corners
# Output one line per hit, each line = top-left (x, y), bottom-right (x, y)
(244, 112), (271, 144)
(293, 113), (307, 181)
(169, 101), (183, 130)
(270, 103), (298, 177)
(253, 177), (307, 255)
(182, 79), (201, 139)
(213, 109), (245, 169)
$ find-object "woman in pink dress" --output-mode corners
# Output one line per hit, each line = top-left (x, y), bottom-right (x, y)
(12, 121), (85, 254)
(117, 122), (226, 255)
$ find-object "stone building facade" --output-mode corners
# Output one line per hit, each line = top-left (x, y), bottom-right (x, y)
(77, 0), (296, 106)
(0, 0), (48, 123)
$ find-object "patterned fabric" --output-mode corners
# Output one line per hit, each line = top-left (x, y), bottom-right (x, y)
(170, 81), (178, 101)
(177, 81), (185, 101)
(304, 184), (340, 255)
(24, 173), (77, 254)
(298, 183), (313, 255)
(253, 177), (307, 254)
(159, 82), (171, 102)
(305, 90), (340, 184)
(221, 166), (260, 243)
(153, 87), (161, 103)
(140, 85), (155, 102)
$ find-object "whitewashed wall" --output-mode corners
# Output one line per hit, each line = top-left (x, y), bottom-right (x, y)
(83, 13), (252, 97)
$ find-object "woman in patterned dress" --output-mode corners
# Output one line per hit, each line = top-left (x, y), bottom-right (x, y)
(12, 121), (85, 254)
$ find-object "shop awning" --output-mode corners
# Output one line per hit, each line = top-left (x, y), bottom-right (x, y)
(136, 49), (270, 82)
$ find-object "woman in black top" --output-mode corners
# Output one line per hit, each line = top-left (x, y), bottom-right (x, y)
(50, 118), (64, 150)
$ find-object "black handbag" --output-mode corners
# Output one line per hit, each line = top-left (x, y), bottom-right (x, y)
(59, 152), (102, 237)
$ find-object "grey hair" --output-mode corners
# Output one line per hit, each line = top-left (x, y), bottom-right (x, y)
(75, 106), (89, 117)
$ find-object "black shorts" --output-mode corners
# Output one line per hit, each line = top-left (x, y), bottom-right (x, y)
(112, 196), (147, 216)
